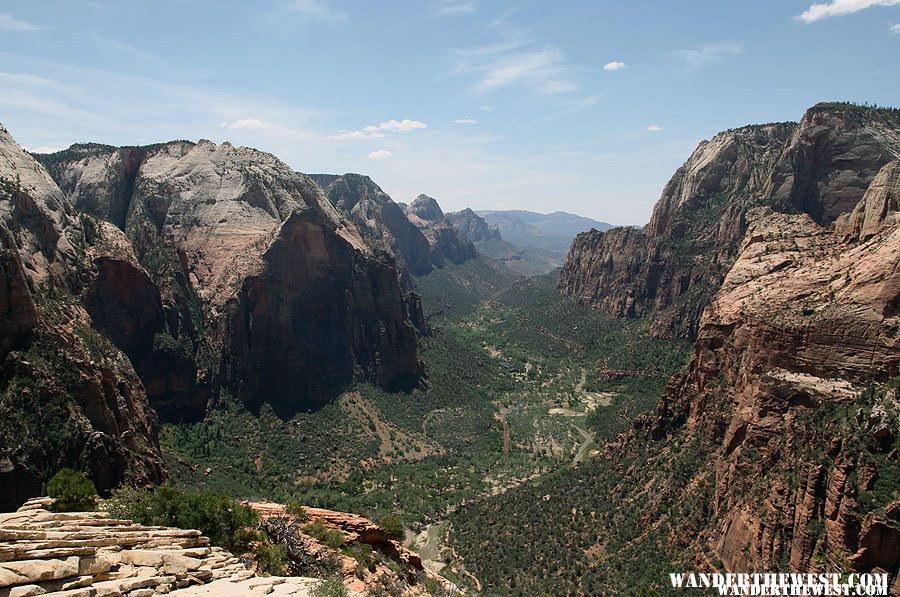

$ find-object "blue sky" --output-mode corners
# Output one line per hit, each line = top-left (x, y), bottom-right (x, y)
(1, 0), (898, 224)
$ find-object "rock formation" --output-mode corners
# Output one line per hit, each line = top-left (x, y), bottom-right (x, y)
(248, 502), (455, 596)
(0, 497), (331, 596)
(313, 173), (433, 276)
(627, 158), (900, 583)
(0, 125), (165, 512)
(445, 208), (501, 243)
(403, 195), (476, 268)
(0, 498), (454, 596)
(558, 103), (900, 339)
(37, 140), (425, 417)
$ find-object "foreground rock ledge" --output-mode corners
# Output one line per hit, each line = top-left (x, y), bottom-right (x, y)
(0, 498), (332, 597)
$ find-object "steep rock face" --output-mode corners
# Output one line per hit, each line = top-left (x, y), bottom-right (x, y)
(835, 160), (900, 242)
(404, 195), (477, 268)
(0, 231), (38, 356)
(764, 105), (900, 225)
(445, 208), (502, 242)
(220, 213), (422, 414)
(42, 141), (424, 416)
(0, 125), (165, 511)
(559, 104), (900, 339)
(641, 169), (900, 578)
(316, 173), (433, 276)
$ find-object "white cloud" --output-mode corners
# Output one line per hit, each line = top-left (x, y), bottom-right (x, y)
(327, 118), (427, 140)
(222, 118), (273, 130)
(891, 22), (900, 31)
(287, 0), (345, 23)
(674, 41), (743, 69)
(473, 47), (576, 94)
(454, 118), (477, 124)
(646, 125), (663, 132)
(433, 1), (476, 16)
(27, 145), (65, 154)
(478, 105), (494, 111)
(328, 130), (385, 140)
(366, 150), (393, 160)
(603, 61), (626, 71)
(797, 0), (900, 22)
(0, 13), (38, 31)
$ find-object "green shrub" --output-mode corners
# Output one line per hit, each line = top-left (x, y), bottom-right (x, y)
(284, 501), (308, 519)
(346, 542), (375, 570)
(312, 578), (348, 597)
(47, 468), (97, 512)
(255, 537), (289, 576)
(301, 518), (346, 550)
(378, 515), (404, 541)
(107, 485), (258, 553)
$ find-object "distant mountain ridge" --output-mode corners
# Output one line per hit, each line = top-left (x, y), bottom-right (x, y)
(464, 209), (612, 275)
(476, 209), (613, 253)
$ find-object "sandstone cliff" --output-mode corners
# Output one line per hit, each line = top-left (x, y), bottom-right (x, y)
(0, 125), (165, 511)
(39, 141), (425, 417)
(631, 161), (900, 582)
(404, 195), (476, 268)
(314, 173), (433, 276)
(559, 103), (900, 339)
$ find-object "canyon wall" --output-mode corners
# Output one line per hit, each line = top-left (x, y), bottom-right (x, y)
(559, 104), (900, 339)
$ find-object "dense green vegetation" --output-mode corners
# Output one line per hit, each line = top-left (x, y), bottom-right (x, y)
(48, 468), (98, 512)
(107, 485), (258, 553)
(160, 258), (691, 593)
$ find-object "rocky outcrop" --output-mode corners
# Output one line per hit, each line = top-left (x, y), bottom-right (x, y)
(835, 160), (900, 242)
(315, 173), (433, 276)
(404, 195), (445, 224)
(634, 163), (900, 579)
(249, 502), (455, 596)
(559, 104), (900, 339)
(0, 125), (166, 512)
(404, 195), (476, 268)
(445, 208), (501, 243)
(39, 141), (425, 417)
(0, 498), (329, 596)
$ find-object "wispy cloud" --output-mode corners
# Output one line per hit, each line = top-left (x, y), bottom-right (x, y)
(433, 1), (476, 17)
(674, 41), (743, 69)
(472, 47), (577, 94)
(221, 118), (273, 130)
(453, 118), (477, 124)
(797, 0), (900, 23)
(366, 149), (393, 160)
(891, 22), (900, 31)
(477, 105), (494, 111)
(0, 63), (319, 156)
(0, 13), (38, 31)
(327, 118), (427, 141)
(287, 0), (345, 23)
(603, 61), (626, 71)
(646, 125), (663, 132)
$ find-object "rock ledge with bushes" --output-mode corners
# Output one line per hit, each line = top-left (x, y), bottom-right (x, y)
(0, 497), (335, 596)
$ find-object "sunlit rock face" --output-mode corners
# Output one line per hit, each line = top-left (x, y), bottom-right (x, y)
(559, 104), (900, 340)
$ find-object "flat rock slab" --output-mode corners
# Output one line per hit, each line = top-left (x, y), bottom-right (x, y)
(0, 556), (80, 586)
(168, 577), (326, 596)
